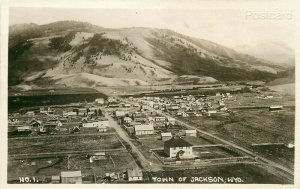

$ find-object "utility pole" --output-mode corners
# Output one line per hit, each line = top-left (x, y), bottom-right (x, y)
(67, 155), (70, 170)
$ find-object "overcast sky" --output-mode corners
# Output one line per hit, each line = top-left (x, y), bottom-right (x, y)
(9, 7), (296, 49)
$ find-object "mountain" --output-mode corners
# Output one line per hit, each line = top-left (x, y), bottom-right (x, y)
(8, 21), (292, 90)
(235, 41), (295, 67)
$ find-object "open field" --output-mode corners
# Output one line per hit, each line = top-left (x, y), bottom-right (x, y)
(193, 146), (240, 159)
(179, 107), (295, 169)
(8, 134), (123, 155)
(225, 93), (294, 108)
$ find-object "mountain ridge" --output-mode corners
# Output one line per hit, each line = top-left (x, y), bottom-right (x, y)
(8, 20), (294, 90)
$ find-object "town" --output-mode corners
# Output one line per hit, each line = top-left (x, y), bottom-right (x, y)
(7, 83), (295, 184)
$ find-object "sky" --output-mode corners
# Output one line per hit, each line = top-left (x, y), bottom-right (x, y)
(9, 7), (296, 50)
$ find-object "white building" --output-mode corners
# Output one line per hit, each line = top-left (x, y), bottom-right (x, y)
(95, 98), (105, 104)
(167, 117), (176, 125)
(83, 120), (109, 128)
(155, 117), (166, 122)
(127, 169), (143, 181)
(185, 130), (197, 137)
(161, 132), (172, 141)
(164, 138), (193, 158)
(134, 124), (154, 135)
(115, 110), (126, 118)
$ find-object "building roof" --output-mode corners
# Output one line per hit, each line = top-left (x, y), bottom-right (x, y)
(61, 170), (82, 178)
(51, 176), (60, 180)
(93, 152), (105, 156)
(185, 130), (197, 134)
(161, 132), (172, 137)
(127, 168), (143, 177)
(269, 105), (283, 109)
(17, 126), (31, 130)
(164, 137), (193, 148)
(135, 124), (154, 131)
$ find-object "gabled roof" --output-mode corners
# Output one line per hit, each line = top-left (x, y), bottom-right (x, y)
(61, 170), (82, 178)
(127, 169), (143, 177)
(164, 137), (192, 147)
(185, 130), (197, 134)
(135, 124), (154, 131)
(161, 132), (172, 137)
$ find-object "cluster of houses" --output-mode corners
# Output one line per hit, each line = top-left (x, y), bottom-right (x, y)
(113, 109), (177, 136)
(8, 98), (107, 135)
(51, 167), (144, 184)
(125, 94), (232, 118)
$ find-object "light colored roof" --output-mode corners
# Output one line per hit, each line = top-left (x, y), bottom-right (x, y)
(17, 126), (31, 130)
(161, 132), (172, 137)
(93, 152), (105, 156)
(135, 124), (154, 131)
(61, 170), (82, 178)
(185, 130), (197, 134)
(127, 169), (143, 177)
(51, 176), (60, 180)
(270, 105), (283, 108)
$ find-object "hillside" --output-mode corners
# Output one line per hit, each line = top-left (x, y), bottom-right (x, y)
(236, 41), (295, 67)
(8, 21), (293, 90)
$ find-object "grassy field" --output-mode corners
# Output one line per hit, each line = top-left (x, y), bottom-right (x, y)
(8, 134), (123, 155)
(179, 107), (295, 169)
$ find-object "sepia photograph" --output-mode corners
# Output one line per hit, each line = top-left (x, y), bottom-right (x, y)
(2, 0), (298, 186)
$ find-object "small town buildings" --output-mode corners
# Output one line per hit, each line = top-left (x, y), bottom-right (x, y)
(108, 97), (117, 103)
(95, 98), (105, 104)
(141, 105), (149, 111)
(269, 105), (283, 112)
(127, 169), (143, 182)
(115, 110), (126, 118)
(182, 112), (189, 117)
(207, 108), (217, 114)
(30, 120), (42, 127)
(167, 117), (176, 125)
(166, 105), (179, 111)
(155, 117), (166, 122)
(43, 121), (60, 132)
(97, 125), (108, 132)
(219, 100), (225, 106)
(61, 170), (82, 184)
(51, 176), (60, 184)
(89, 152), (106, 162)
(123, 117), (133, 123)
(134, 124), (154, 135)
(25, 111), (35, 117)
(161, 132), (172, 141)
(17, 126), (31, 132)
(123, 103), (131, 108)
(164, 137), (193, 158)
(133, 103), (140, 107)
(82, 120), (109, 128)
(185, 130), (197, 137)
(8, 117), (20, 125)
(64, 111), (77, 117)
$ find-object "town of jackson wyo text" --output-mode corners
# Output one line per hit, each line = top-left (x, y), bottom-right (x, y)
(151, 176), (244, 183)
